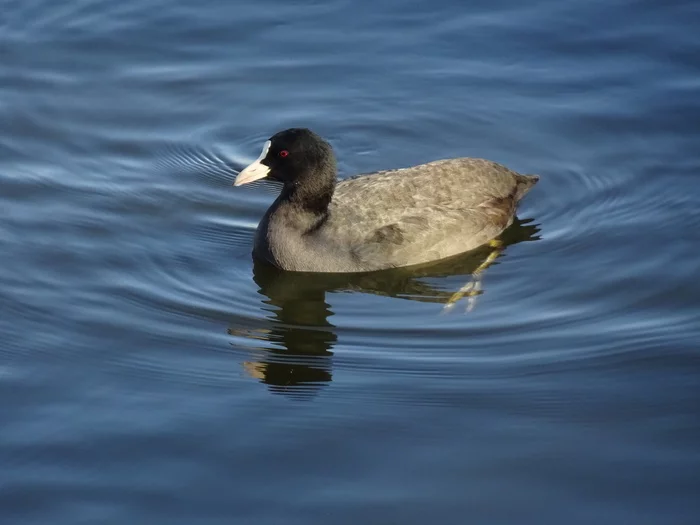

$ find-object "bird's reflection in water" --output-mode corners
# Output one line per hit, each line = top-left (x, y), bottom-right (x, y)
(229, 218), (540, 398)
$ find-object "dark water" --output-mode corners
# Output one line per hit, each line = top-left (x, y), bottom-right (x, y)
(2, 0), (699, 523)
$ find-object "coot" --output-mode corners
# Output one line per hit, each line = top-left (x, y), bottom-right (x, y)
(234, 128), (538, 273)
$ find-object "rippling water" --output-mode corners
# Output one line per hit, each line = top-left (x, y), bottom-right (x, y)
(1, 0), (699, 523)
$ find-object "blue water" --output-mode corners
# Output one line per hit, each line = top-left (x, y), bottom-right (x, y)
(1, 0), (699, 523)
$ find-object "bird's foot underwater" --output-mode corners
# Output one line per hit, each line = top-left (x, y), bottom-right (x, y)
(442, 274), (484, 313)
(441, 239), (504, 314)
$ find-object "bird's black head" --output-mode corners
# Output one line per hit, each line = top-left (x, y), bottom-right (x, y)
(235, 128), (337, 190)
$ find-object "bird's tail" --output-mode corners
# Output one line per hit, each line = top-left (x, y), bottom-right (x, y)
(514, 174), (539, 200)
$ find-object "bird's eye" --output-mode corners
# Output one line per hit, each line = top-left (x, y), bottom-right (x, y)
(279, 150), (289, 158)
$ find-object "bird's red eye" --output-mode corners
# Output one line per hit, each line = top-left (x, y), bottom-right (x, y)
(279, 150), (289, 158)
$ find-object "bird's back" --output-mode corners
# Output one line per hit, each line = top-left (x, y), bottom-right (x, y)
(318, 158), (538, 270)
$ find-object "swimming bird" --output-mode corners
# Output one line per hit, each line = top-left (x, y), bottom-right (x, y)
(234, 128), (538, 273)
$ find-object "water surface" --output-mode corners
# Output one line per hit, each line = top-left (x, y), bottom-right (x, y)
(1, 0), (699, 523)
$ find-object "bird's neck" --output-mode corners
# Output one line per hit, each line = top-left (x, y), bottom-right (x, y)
(282, 168), (336, 217)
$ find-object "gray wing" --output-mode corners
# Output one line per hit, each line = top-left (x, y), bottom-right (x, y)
(347, 206), (511, 268)
(326, 158), (537, 269)
(334, 157), (527, 210)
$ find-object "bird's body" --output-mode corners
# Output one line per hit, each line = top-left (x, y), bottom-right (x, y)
(234, 129), (538, 273)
